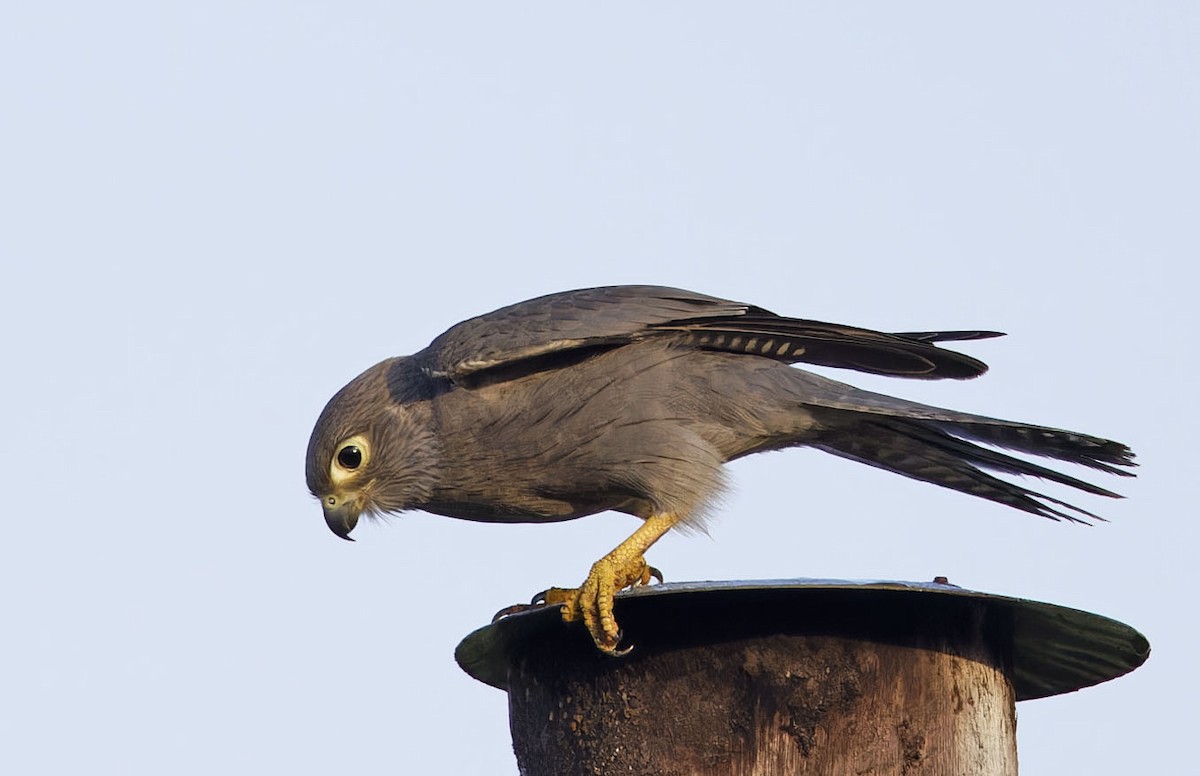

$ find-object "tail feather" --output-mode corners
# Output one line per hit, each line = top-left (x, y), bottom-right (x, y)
(789, 371), (1136, 494)
(814, 416), (1124, 524)
(884, 420), (1125, 497)
(932, 419), (1135, 475)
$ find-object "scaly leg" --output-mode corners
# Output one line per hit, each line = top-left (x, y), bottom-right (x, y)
(541, 511), (679, 654)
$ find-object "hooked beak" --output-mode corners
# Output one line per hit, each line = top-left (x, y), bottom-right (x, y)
(322, 496), (361, 541)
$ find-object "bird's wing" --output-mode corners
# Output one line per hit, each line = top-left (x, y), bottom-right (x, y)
(893, 330), (1005, 344)
(424, 286), (745, 379)
(425, 285), (999, 382)
(649, 315), (1000, 379)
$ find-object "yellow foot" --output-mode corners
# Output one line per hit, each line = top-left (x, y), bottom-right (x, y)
(539, 511), (680, 655)
(541, 556), (663, 655)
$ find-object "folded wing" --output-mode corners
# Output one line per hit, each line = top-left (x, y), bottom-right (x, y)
(425, 285), (999, 382)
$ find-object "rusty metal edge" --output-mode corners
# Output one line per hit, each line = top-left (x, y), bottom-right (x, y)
(455, 578), (1150, 701)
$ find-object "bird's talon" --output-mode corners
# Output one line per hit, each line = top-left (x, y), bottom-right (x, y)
(598, 629), (635, 657)
(538, 552), (665, 654)
(491, 603), (533, 622)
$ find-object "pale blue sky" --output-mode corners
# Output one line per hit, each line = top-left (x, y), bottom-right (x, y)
(2, 3), (1195, 773)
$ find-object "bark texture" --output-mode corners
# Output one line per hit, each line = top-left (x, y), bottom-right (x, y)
(507, 595), (1016, 775)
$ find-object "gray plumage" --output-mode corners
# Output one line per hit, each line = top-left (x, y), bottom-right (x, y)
(306, 285), (1134, 540)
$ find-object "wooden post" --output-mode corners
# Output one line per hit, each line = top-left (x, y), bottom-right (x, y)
(457, 580), (1148, 776)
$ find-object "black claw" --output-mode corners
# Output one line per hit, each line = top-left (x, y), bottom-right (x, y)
(531, 589), (551, 605)
(608, 631), (635, 657)
(647, 566), (664, 585)
(492, 604), (533, 622)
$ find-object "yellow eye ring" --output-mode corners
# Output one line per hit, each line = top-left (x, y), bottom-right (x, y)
(330, 434), (370, 484)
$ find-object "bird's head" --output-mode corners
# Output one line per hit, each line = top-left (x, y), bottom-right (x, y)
(305, 358), (438, 540)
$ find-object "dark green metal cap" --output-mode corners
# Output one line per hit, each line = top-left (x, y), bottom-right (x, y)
(456, 578), (1150, 702)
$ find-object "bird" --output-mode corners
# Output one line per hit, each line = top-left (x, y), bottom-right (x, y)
(306, 285), (1135, 654)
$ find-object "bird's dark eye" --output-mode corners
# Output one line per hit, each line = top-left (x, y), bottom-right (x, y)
(337, 445), (363, 469)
